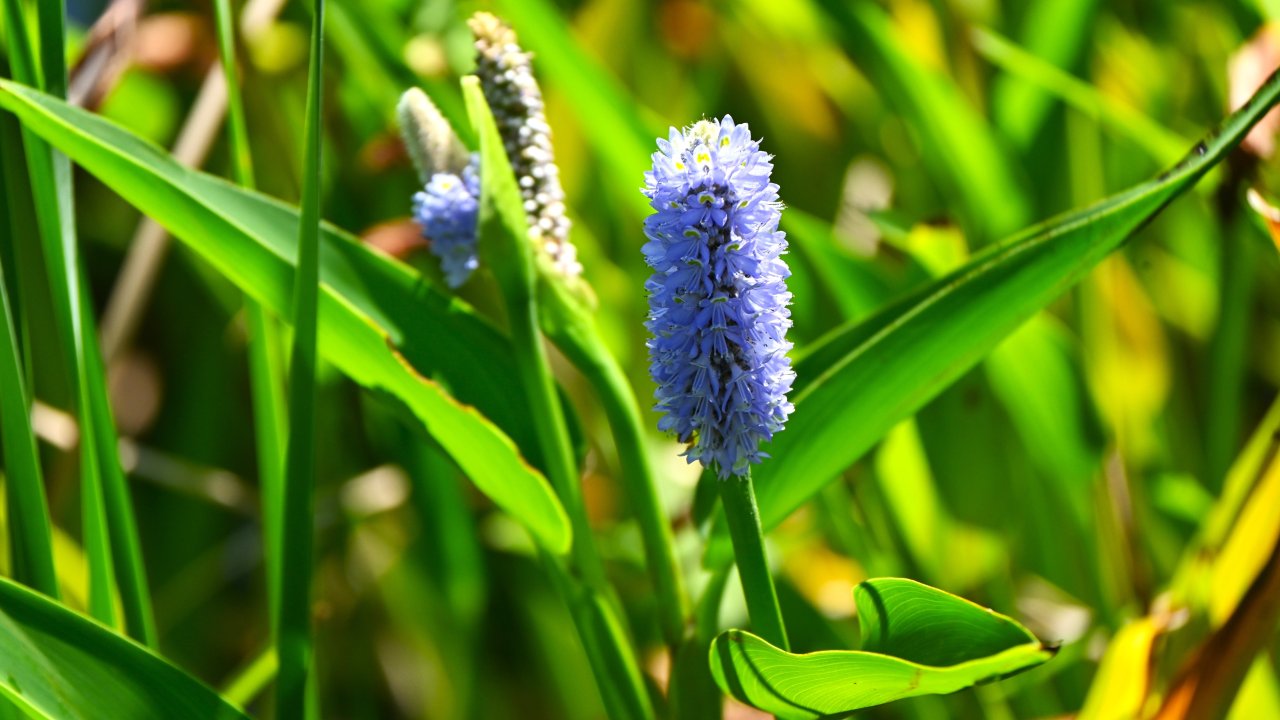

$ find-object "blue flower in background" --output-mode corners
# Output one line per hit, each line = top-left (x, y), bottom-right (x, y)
(412, 155), (481, 288)
(398, 88), (481, 289)
(643, 116), (795, 478)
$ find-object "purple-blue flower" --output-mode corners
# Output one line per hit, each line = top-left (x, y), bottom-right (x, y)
(412, 155), (481, 288)
(643, 116), (795, 478)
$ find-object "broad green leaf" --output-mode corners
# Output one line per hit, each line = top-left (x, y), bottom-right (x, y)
(0, 78), (572, 555)
(704, 66), (1280, 567)
(0, 576), (249, 719)
(710, 578), (1055, 719)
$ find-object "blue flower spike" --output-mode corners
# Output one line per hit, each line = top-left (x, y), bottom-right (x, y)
(398, 88), (481, 288)
(643, 116), (795, 479)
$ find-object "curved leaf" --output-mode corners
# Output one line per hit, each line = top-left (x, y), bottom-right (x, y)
(704, 68), (1280, 566)
(710, 578), (1055, 719)
(0, 577), (248, 719)
(0, 78), (572, 555)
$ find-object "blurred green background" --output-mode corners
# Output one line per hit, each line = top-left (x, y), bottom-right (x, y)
(4, 0), (1280, 717)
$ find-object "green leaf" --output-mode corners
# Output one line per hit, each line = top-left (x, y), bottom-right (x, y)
(704, 67), (1280, 567)
(0, 78), (572, 556)
(709, 578), (1056, 719)
(0, 576), (250, 719)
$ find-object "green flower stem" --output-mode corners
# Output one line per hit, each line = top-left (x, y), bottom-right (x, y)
(465, 76), (649, 719)
(539, 278), (687, 649)
(585, 351), (687, 646)
(720, 470), (789, 650)
(507, 295), (608, 591)
(541, 550), (655, 720)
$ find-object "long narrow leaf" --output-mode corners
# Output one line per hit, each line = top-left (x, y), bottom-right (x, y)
(0, 242), (57, 597)
(276, 0), (325, 713)
(705, 69), (1280, 564)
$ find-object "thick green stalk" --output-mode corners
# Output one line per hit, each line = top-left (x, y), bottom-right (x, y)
(540, 550), (655, 720)
(720, 470), (788, 650)
(276, 0), (324, 714)
(507, 295), (609, 590)
(568, 332), (687, 648)
(464, 78), (650, 719)
(538, 274), (686, 647)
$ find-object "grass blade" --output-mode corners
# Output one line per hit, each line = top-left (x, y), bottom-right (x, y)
(213, 0), (288, 630)
(4, 0), (144, 638)
(0, 226), (57, 598)
(275, 0), (325, 714)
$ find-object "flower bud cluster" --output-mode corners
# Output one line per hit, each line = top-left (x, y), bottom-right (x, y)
(470, 12), (581, 278)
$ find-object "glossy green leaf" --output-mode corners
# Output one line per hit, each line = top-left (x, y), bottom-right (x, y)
(710, 578), (1055, 719)
(0, 78), (572, 555)
(0, 576), (249, 719)
(704, 67), (1280, 567)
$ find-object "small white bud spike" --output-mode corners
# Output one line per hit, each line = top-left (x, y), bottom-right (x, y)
(397, 88), (469, 184)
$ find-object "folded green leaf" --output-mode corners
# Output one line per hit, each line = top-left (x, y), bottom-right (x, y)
(0, 78), (572, 555)
(704, 68), (1280, 567)
(710, 578), (1055, 719)
(0, 577), (249, 719)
